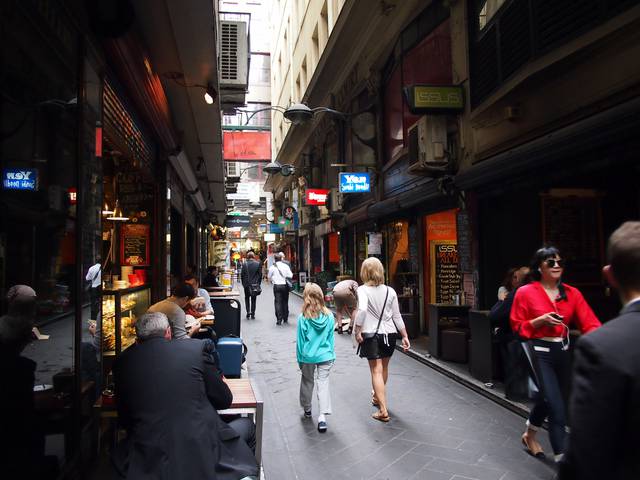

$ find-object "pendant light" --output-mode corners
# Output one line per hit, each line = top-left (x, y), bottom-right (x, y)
(106, 200), (129, 221)
(102, 200), (115, 215)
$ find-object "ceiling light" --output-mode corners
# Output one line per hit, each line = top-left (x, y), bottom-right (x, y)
(106, 201), (129, 222)
(283, 103), (314, 124)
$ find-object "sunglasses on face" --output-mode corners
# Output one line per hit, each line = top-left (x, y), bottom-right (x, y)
(544, 258), (565, 268)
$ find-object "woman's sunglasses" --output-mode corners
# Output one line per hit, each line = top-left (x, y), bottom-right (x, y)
(544, 258), (565, 268)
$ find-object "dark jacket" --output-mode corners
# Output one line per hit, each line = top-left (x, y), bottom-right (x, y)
(112, 337), (258, 480)
(558, 300), (640, 480)
(241, 259), (262, 289)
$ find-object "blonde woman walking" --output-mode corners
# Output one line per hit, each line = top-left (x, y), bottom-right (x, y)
(297, 282), (336, 432)
(355, 257), (410, 422)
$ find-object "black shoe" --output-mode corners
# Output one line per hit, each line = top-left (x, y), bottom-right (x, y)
(317, 421), (327, 433)
(304, 410), (312, 419)
(276, 321), (282, 325)
(246, 313), (251, 318)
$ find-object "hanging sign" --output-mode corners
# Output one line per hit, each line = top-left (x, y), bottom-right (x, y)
(305, 188), (330, 205)
(225, 215), (251, 227)
(339, 173), (371, 193)
(121, 224), (151, 266)
(404, 85), (464, 113)
(2, 168), (38, 191)
(269, 223), (284, 234)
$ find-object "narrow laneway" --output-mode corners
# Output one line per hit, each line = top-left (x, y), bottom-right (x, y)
(241, 284), (556, 480)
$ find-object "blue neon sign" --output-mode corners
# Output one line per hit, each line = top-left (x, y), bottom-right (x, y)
(2, 168), (38, 191)
(339, 172), (370, 193)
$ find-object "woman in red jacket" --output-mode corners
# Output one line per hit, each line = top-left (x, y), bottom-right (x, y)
(511, 246), (600, 462)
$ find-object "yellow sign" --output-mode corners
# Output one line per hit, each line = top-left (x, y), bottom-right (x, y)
(405, 85), (464, 112)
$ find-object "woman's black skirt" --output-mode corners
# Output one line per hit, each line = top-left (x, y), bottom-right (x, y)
(358, 334), (397, 360)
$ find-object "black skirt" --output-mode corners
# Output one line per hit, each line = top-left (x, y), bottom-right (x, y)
(358, 334), (397, 360)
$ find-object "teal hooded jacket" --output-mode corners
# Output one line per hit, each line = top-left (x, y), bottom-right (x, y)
(296, 311), (336, 364)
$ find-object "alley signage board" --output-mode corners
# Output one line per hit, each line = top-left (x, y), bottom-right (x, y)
(339, 173), (371, 193)
(269, 223), (284, 234)
(225, 215), (251, 227)
(305, 188), (330, 206)
(404, 85), (464, 113)
(3, 168), (38, 191)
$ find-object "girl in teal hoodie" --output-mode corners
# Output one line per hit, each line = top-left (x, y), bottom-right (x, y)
(297, 282), (336, 432)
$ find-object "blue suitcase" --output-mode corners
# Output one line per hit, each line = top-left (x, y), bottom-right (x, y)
(217, 337), (243, 378)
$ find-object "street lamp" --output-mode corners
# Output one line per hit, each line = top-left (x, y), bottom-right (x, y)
(231, 162), (295, 178)
(239, 103), (348, 126)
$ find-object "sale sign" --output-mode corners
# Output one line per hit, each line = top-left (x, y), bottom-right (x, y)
(305, 188), (330, 206)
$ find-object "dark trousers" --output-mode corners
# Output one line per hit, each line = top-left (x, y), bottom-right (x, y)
(89, 286), (101, 320)
(524, 339), (571, 455)
(273, 284), (289, 323)
(227, 417), (256, 453)
(243, 287), (257, 316)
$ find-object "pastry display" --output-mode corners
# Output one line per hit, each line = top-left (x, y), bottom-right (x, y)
(100, 288), (149, 355)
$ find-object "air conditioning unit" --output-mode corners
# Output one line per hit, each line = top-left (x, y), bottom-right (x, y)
(407, 116), (449, 174)
(219, 20), (249, 90)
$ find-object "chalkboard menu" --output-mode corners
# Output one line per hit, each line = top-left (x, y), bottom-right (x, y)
(430, 241), (461, 304)
(456, 210), (472, 273)
(120, 224), (150, 266)
(117, 171), (154, 223)
(542, 193), (602, 285)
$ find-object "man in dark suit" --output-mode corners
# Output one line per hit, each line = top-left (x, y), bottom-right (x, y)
(559, 221), (640, 480)
(112, 312), (258, 480)
(241, 251), (262, 319)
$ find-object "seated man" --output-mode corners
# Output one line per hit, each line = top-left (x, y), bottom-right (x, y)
(203, 265), (220, 288)
(112, 312), (258, 480)
(147, 284), (200, 339)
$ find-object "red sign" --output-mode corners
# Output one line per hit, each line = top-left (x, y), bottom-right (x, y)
(68, 187), (77, 205)
(223, 131), (271, 161)
(305, 189), (330, 206)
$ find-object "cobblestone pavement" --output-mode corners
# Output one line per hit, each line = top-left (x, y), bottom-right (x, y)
(243, 284), (557, 480)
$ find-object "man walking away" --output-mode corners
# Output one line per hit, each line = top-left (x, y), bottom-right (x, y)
(268, 252), (293, 325)
(241, 252), (262, 319)
(559, 221), (640, 480)
(112, 312), (258, 479)
(86, 260), (101, 320)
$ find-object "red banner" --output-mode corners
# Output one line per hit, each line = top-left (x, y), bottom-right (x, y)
(223, 131), (271, 161)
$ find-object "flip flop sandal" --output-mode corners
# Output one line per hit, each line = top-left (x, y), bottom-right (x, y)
(372, 411), (390, 422)
(521, 434), (545, 458)
(371, 395), (380, 407)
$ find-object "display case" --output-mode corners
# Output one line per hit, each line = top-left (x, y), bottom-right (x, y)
(394, 272), (420, 339)
(101, 285), (150, 357)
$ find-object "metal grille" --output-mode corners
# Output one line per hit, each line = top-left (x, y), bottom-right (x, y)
(103, 79), (154, 169)
(468, 0), (640, 107)
(500, 0), (531, 79)
(221, 22), (239, 81)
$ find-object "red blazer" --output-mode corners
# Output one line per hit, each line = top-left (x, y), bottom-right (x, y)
(510, 281), (601, 339)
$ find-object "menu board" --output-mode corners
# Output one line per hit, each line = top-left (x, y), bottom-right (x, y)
(120, 224), (150, 266)
(430, 241), (461, 304)
(542, 193), (602, 285)
(456, 210), (472, 273)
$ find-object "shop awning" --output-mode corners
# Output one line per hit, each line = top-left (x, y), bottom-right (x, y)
(455, 96), (640, 191)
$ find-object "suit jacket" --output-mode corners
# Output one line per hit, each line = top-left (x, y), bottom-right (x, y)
(241, 259), (261, 289)
(112, 337), (258, 480)
(558, 300), (640, 480)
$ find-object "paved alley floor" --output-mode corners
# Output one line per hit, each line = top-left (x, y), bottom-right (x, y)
(242, 284), (557, 480)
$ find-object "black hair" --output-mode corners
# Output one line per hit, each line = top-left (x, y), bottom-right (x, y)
(206, 265), (218, 273)
(172, 283), (195, 299)
(529, 245), (567, 300)
(183, 274), (197, 283)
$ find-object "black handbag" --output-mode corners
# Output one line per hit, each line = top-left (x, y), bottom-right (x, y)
(357, 287), (390, 357)
(249, 283), (262, 296)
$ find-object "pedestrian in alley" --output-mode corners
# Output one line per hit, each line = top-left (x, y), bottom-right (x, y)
(354, 257), (411, 423)
(332, 278), (359, 334)
(85, 259), (101, 320)
(241, 251), (262, 319)
(297, 282), (336, 433)
(268, 252), (293, 325)
(558, 221), (640, 480)
(511, 246), (601, 462)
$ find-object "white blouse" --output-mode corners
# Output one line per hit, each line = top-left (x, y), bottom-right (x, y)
(355, 285), (406, 335)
